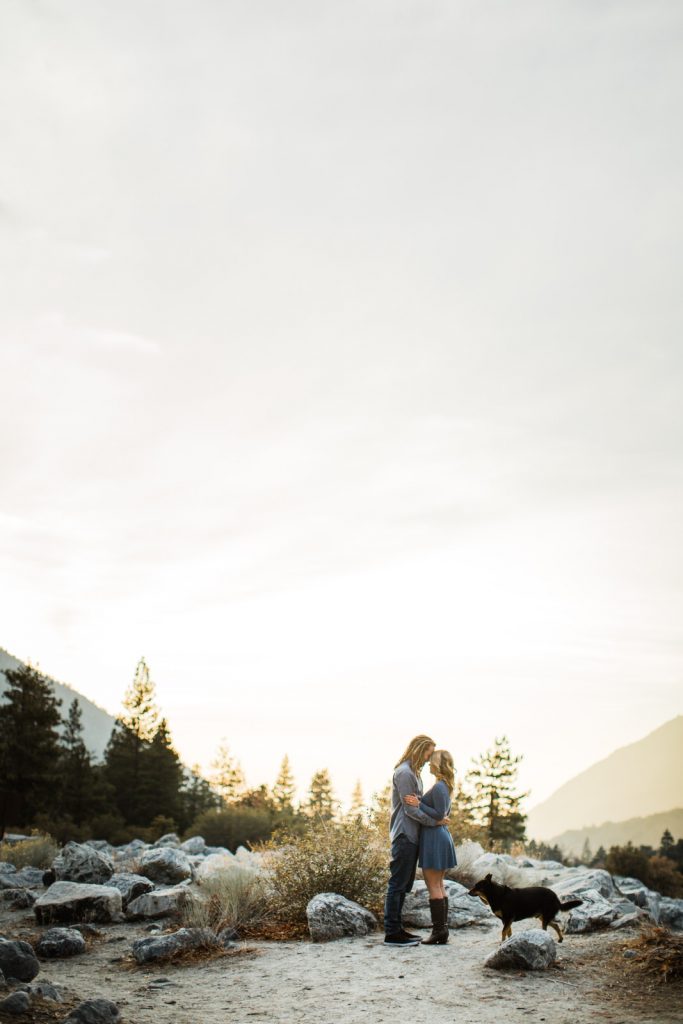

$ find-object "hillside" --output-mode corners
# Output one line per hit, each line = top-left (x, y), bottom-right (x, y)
(0, 646), (117, 759)
(527, 716), (683, 839)
(548, 806), (683, 857)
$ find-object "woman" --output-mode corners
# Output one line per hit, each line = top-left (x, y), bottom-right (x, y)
(404, 748), (457, 945)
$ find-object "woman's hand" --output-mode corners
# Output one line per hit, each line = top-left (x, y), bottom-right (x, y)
(404, 794), (419, 806)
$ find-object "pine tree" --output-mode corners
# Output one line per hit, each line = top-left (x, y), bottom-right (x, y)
(140, 718), (184, 826)
(581, 838), (593, 865)
(307, 768), (335, 821)
(466, 736), (528, 850)
(0, 664), (63, 834)
(58, 699), (98, 826)
(660, 829), (675, 858)
(104, 658), (162, 825)
(272, 755), (296, 812)
(210, 742), (245, 804)
(180, 765), (219, 829)
(349, 779), (364, 817)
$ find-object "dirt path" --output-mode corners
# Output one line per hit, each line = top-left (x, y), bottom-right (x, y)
(3, 913), (681, 1024)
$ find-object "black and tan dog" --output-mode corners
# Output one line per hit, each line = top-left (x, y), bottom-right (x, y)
(468, 873), (582, 942)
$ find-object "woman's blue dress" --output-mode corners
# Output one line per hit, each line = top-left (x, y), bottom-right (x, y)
(418, 779), (457, 870)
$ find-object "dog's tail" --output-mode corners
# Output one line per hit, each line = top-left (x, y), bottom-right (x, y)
(560, 899), (582, 910)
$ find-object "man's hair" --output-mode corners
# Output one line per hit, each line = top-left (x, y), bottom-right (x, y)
(431, 749), (455, 793)
(395, 734), (436, 773)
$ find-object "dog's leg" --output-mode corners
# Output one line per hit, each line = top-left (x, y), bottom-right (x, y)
(501, 923), (512, 941)
(548, 919), (563, 943)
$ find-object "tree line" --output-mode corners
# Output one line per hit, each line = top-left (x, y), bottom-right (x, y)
(0, 660), (529, 851)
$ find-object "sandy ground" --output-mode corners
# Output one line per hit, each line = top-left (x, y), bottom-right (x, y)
(3, 909), (682, 1024)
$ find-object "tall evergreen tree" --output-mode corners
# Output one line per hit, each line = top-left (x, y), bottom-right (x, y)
(307, 768), (335, 821)
(272, 755), (296, 812)
(0, 665), (63, 834)
(104, 657), (162, 825)
(660, 829), (675, 858)
(58, 699), (98, 826)
(210, 742), (245, 804)
(466, 736), (528, 850)
(180, 765), (219, 829)
(140, 718), (184, 826)
(349, 779), (364, 817)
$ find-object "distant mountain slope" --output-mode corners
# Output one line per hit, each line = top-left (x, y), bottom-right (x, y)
(548, 807), (683, 857)
(527, 716), (683, 839)
(0, 647), (117, 760)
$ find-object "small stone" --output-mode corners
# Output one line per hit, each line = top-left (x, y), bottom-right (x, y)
(137, 848), (192, 885)
(36, 928), (86, 958)
(623, 949), (638, 959)
(31, 979), (63, 1001)
(62, 997), (121, 1024)
(485, 929), (556, 970)
(0, 990), (31, 1015)
(131, 927), (217, 964)
(0, 940), (40, 983)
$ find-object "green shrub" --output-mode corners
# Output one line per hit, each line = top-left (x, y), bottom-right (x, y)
(188, 806), (276, 851)
(646, 855), (683, 898)
(605, 843), (652, 885)
(183, 867), (269, 934)
(0, 833), (59, 869)
(262, 817), (388, 923)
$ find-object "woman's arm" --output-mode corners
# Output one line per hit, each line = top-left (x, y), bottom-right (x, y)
(405, 791), (442, 819)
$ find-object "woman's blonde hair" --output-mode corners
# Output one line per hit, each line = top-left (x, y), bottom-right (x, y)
(395, 735), (436, 773)
(430, 749), (455, 793)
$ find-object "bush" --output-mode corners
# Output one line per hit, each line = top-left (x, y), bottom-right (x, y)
(0, 833), (59, 869)
(183, 867), (269, 935)
(188, 807), (276, 851)
(605, 843), (652, 884)
(262, 817), (388, 923)
(647, 855), (683, 898)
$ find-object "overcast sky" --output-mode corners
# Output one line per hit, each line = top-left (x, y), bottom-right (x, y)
(1, 0), (681, 811)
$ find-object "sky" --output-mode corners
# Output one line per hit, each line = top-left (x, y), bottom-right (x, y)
(1, 0), (682, 813)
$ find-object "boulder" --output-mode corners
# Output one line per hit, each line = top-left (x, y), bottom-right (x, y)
(137, 848), (192, 885)
(403, 880), (496, 929)
(195, 852), (237, 882)
(35, 928), (86, 958)
(660, 897), (683, 931)
(0, 940), (40, 982)
(52, 844), (114, 886)
(0, 863), (17, 876)
(30, 980), (62, 1001)
(470, 853), (513, 879)
(485, 929), (556, 970)
(0, 889), (36, 910)
(551, 868), (616, 900)
(105, 873), (154, 909)
(1, 867), (44, 890)
(125, 885), (194, 920)
(614, 876), (661, 923)
(306, 893), (377, 941)
(0, 990), (31, 1015)
(131, 927), (217, 964)
(564, 888), (618, 933)
(179, 836), (206, 856)
(154, 833), (180, 848)
(34, 882), (122, 925)
(0, 966), (5, 990)
(63, 998), (120, 1024)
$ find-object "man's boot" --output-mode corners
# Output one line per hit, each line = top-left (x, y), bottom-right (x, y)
(422, 898), (449, 945)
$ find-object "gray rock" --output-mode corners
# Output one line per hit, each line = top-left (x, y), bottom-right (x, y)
(610, 911), (644, 929)
(0, 990), (31, 1015)
(179, 836), (206, 856)
(131, 927), (218, 964)
(0, 889), (36, 910)
(154, 833), (180, 848)
(551, 868), (616, 901)
(660, 897), (683, 930)
(485, 929), (556, 970)
(0, 863), (17, 875)
(1, 867), (44, 890)
(105, 873), (154, 909)
(306, 893), (377, 941)
(564, 888), (618, 933)
(0, 940), (40, 982)
(403, 880), (496, 929)
(36, 928), (86, 958)
(137, 847), (192, 885)
(30, 980), (63, 1001)
(615, 876), (661, 923)
(52, 843), (114, 886)
(34, 882), (122, 925)
(63, 998), (121, 1024)
(216, 927), (239, 948)
(125, 885), (194, 920)
(0, 966), (5, 989)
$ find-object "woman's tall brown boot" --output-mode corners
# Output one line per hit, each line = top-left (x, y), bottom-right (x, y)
(422, 898), (449, 944)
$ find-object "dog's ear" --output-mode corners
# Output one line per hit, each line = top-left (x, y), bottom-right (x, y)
(485, 872), (492, 881)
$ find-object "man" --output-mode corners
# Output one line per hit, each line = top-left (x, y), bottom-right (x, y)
(384, 734), (449, 946)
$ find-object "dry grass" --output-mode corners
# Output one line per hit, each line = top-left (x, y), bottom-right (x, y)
(121, 942), (260, 971)
(621, 926), (683, 985)
(0, 834), (58, 869)
(182, 867), (270, 936)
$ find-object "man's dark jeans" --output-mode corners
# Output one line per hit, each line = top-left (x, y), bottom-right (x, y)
(383, 832), (419, 935)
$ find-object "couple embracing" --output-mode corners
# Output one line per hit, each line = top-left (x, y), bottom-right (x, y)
(384, 734), (457, 947)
